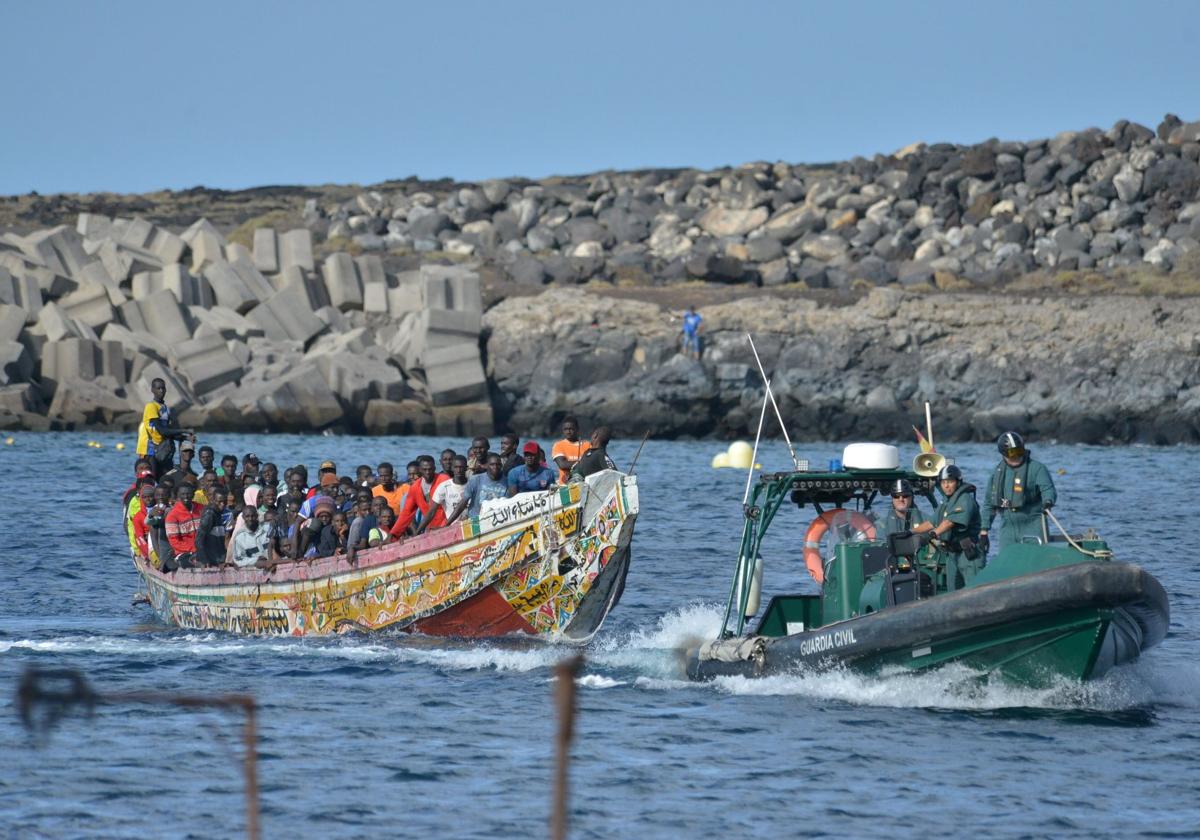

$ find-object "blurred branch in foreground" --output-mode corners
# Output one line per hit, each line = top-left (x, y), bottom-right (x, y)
(16, 667), (259, 840)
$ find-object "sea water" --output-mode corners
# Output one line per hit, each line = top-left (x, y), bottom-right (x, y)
(1, 433), (1197, 838)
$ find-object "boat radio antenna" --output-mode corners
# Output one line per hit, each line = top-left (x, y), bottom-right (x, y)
(747, 333), (799, 471)
(743, 378), (771, 507)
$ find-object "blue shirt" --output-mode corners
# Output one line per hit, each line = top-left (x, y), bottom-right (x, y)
(683, 312), (702, 336)
(463, 473), (510, 517)
(507, 464), (556, 494)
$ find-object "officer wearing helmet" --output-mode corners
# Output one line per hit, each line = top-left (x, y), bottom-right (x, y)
(880, 479), (927, 538)
(913, 464), (983, 591)
(981, 431), (1057, 551)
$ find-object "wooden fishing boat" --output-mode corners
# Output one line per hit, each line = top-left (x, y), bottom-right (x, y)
(134, 470), (638, 640)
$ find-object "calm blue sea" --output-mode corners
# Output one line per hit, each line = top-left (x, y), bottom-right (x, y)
(1, 432), (1198, 839)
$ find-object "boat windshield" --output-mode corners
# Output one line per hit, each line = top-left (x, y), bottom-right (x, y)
(821, 508), (877, 566)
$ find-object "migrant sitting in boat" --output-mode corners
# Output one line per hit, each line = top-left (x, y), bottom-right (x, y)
(121, 376), (614, 576)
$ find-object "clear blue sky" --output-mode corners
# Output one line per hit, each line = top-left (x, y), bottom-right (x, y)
(3, 0), (1198, 195)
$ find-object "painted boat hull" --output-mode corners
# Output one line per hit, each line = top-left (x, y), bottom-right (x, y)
(687, 561), (1168, 686)
(134, 471), (638, 642)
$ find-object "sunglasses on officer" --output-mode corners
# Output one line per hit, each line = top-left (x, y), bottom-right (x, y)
(891, 492), (912, 499)
(1003, 447), (1025, 459)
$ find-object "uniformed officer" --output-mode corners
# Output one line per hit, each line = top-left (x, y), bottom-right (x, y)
(981, 431), (1057, 551)
(879, 479), (926, 538)
(913, 465), (983, 591)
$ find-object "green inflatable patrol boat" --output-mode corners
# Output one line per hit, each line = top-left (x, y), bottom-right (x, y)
(686, 444), (1169, 686)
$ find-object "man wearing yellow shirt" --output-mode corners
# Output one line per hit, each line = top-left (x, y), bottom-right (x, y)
(135, 377), (191, 478)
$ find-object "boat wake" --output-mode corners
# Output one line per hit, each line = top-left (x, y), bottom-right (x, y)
(4, 601), (1193, 716)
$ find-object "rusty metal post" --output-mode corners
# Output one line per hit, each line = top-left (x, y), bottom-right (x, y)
(16, 668), (259, 840)
(242, 698), (259, 840)
(551, 655), (584, 840)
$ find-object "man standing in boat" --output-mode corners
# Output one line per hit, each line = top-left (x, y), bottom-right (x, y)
(912, 465), (983, 591)
(135, 377), (193, 479)
(981, 432), (1058, 551)
(879, 479), (926, 537)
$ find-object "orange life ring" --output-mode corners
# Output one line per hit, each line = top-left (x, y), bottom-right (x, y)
(803, 509), (877, 583)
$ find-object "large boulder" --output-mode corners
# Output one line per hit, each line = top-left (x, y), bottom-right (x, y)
(697, 206), (768, 238)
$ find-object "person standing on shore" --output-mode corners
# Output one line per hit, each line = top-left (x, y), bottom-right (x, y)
(680, 306), (703, 360)
(981, 432), (1058, 551)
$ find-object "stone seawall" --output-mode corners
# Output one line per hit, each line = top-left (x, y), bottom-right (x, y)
(3, 113), (1200, 443)
(485, 288), (1200, 445)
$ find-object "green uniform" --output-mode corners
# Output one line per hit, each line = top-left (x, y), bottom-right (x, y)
(880, 503), (927, 538)
(981, 454), (1057, 549)
(934, 483), (982, 591)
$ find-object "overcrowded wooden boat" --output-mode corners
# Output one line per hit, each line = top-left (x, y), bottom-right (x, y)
(134, 470), (639, 640)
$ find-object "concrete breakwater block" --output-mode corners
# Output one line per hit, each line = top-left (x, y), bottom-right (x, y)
(169, 332), (244, 396)
(58, 281), (116, 330)
(203, 260), (260, 313)
(187, 305), (264, 341)
(433, 401), (494, 437)
(422, 342), (488, 406)
(47, 375), (133, 427)
(253, 228), (279, 274)
(230, 256), (275, 302)
(0, 304), (28, 344)
(132, 264), (215, 308)
(419, 264), (481, 312)
(35, 301), (97, 343)
(101, 323), (171, 363)
(313, 351), (406, 406)
(0, 340), (33, 386)
(322, 252), (363, 312)
(247, 364), (343, 430)
(0, 267), (43, 322)
(363, 398), (435, 435)
(0, 382), (43, 414)
(119, 289), (192, 345)
(74, 261), (127, 306)
(387, 271), (423, 317)
(279, 229), (314, 272)
(247, 285), (327, 346)
(39, 337), (125, 390)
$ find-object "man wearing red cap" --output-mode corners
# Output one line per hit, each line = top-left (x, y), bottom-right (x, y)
(507, 441), (557, 497)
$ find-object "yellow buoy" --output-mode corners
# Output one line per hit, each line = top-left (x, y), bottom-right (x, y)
(711, 452), (731, 469)
(726, 441), (753, 469)
(115, 442), (126, 451)
(4, 437), (13, 445)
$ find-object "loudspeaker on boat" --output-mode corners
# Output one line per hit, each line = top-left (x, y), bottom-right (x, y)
(913, 451), (947, 477)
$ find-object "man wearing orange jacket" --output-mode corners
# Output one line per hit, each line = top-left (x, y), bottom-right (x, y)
(390, 455), (449, 538)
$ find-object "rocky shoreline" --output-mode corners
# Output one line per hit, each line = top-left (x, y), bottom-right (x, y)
(2, 114), (1199, 443)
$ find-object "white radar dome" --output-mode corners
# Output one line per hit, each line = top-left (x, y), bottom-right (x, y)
(842, 443), (900, 470)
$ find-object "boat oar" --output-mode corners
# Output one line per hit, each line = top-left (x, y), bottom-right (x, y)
(626, 431), (651, 475)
